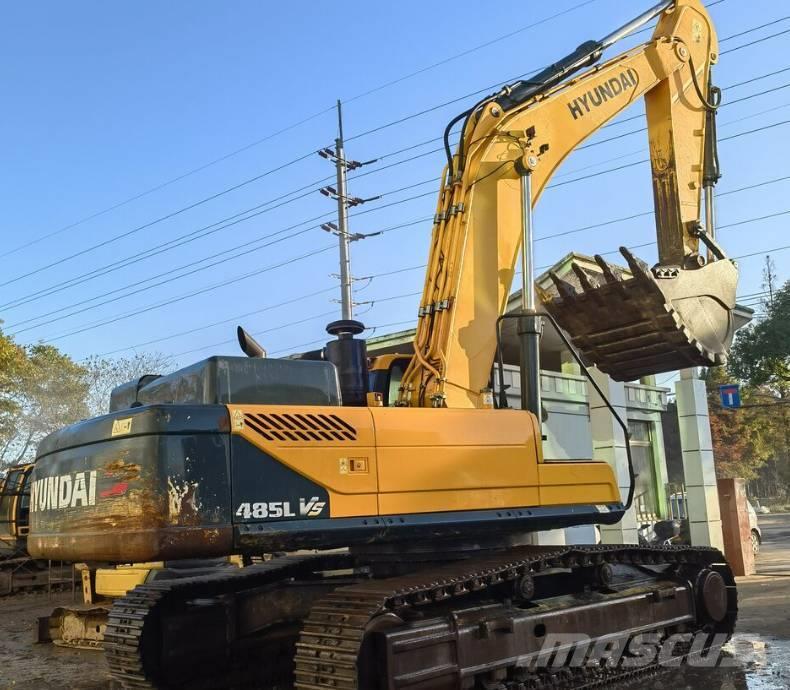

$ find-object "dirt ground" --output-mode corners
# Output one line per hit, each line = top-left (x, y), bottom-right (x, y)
(0, 588), (109, 689)
(1, 514), (789, 689)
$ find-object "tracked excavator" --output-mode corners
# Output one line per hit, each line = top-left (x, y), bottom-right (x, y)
(28, 1), (742, 687)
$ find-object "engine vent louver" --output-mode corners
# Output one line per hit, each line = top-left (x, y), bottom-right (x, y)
(244, 412), (357, 442)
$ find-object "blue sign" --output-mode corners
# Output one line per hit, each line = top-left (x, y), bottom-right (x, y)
(719, 384), (741, 409)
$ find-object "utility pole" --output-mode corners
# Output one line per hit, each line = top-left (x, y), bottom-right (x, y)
(334, 101), (353, 320)
(318, 100), (380, 322)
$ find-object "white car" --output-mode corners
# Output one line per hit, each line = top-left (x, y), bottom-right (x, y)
(668, 492), (762, 554)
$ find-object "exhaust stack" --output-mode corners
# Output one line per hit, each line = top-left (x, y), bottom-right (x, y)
(237, 326), (267, 358)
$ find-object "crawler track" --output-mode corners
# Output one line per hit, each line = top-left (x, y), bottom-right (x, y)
(103, 545), (736, 689)
(104, 553), (351, 688)
(295, 544), (737, 690)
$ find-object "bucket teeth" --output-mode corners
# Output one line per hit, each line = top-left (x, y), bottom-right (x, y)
(571, 263), (595, 292)
(619, 246), (652, 281)
(593, 255), (621, 284)
(549, 271), (578, 300)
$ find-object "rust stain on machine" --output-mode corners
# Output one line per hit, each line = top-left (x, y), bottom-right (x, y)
(28, 405), (234, 562)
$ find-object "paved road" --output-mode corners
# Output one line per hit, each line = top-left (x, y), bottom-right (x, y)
(736, 512), (790, 639)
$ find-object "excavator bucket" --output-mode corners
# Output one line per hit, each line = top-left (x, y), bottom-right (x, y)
(538, 248), (739, 381)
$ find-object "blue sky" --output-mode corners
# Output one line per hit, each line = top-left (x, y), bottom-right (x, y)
(0, 0), (787, 383)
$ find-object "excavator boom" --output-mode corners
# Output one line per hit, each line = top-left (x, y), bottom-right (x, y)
(401, 0), (736, 406)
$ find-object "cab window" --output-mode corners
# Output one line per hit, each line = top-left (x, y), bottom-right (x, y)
(387, 360), (408, 406)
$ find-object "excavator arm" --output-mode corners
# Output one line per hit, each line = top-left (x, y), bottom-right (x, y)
(400, 0), (736, 408)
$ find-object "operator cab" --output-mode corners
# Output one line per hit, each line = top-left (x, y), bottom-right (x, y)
(368, 354), (411, 407)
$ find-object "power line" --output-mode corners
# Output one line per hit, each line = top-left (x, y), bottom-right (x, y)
(171, 311), (338, 361)
(347, 5), (782, 146)
(90, 287), (338, 358)
(30, 211), (433, 342)
(343, 0), (601, 106)
(6, 15), (781, 307)
(733, 243), (790, 261)
(7, 61), (786, 317)
(0, 170), (436, 317)
(539, 172), (790, 242)
(1, 0), (601, 264)
(720, 27), (790, 56)
(724, 65), (790, 91)
(577, 81), (790, 152)
(536, 206), (790, 272)
(7, 211), (432, 336)
(11, 113), (788, 335)
(718, 15), (789, 44)
(94, 265), (430, 358)
(44, 245), (338, 343)
(0, 1), (749, 287)
(47, 189), (790, 349)
(0, 110), (338, 263)
(88, 170), (790, 357)
(0, 149), (323, 290)
(554, 98), (790, 181)
(7, 225), (322, 334)
(0, 143), (439, 313)
(0, 182), (333, 312)
(550, 117), (790, 188)
(171, 291), (421, 360)
(85, 227), (790, 364)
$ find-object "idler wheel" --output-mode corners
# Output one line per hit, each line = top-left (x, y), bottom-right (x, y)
(697, 569), (728, 623)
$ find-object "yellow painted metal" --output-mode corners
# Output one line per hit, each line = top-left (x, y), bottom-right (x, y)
(369, 353), (409, 372)
(45, 607), (109, 650)
(95, 563), (161, 597)
(230, 404), (380, 518)
(228, 404), (620, 516)
(399, 0), (719, 408)
(538, 463), (622, 507)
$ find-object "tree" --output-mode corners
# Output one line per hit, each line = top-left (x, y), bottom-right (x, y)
(0, 327), (28, 454)
(729, 274), (790, 390)
(704, 367), (776, 481)
(83, 352), (175, 417)
(0, 343), (89, 467)
(725, 267), (790, 496)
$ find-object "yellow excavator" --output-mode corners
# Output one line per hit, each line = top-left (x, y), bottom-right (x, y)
(28, 1), (740, 687)
(0, 463), (34, 594)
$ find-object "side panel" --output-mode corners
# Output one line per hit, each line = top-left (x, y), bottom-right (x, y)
(538, 462), (620, 506)
(230, 406), (620, 519)
(228, 405), (624, 552)
(372, 408), (543, 514)
(230, 436), (331, 522)
(228, 405), (378, 519)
